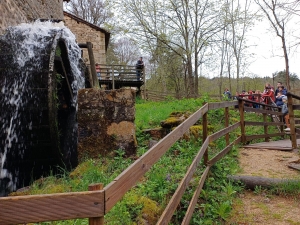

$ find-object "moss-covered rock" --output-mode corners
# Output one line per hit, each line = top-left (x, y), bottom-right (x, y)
(160, 111), (193, 128)
(125, 192), (161, 224)
(143, 127), (168, 140)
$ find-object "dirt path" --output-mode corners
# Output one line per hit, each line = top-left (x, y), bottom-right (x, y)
(227, 148), (300, 225)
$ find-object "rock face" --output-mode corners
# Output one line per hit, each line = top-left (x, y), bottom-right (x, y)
(78, 88), (137, 160)
(0, 0), (65, 35)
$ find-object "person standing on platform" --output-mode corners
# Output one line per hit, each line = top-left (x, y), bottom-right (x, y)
(135, 57), (144, 81)
(223, 88), (231, 100)
(95, 63), (101, 79)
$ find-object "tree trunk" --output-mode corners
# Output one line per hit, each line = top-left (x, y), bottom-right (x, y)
(282, 35), (290, 90)
(187, 58), (194, 97)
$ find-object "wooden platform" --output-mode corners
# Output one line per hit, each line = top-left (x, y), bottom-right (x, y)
(99, 79), (144, 90)
(243, 138), (300, 151)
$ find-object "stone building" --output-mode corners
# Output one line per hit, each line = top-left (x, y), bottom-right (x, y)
(0, 0), (69, 35)
(63, 11), (110, 65)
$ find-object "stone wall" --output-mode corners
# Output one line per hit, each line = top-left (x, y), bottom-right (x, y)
(0, 0), (65, 35)
(77, 88), (137, 160)
(64, 14), (107, 65)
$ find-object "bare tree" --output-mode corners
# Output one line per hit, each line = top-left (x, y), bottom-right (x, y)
(277, 0), (300, 16)
(64, 0), (113, 27)
(119, 0), (224, 97)
(110, 37), (141, 65)
(254, 0), (295, 90)
(227, 0), (254, 91)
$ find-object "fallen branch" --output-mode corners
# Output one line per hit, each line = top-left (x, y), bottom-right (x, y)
(228, 175), (299, 189)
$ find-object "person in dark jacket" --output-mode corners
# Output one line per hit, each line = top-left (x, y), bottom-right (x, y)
(275, 90), (285, 107)
(275, 82), (288, 96)
(223, 88), (231, 100)
(135, 57), (144, 81)
(278, 85), (287, 95)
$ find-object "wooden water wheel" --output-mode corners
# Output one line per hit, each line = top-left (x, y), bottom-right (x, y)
(0, 27), (84, 195)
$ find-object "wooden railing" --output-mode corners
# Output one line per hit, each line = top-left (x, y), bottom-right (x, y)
(86, 64), (145, 90)
(1, 96), (298, 225)
(287, 92), (300, 148)
(97, 64), (144, 81)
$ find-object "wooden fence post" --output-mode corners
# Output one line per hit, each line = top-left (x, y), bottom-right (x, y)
(203, 105), (208, 165)
(262, 105), (269, 142)
(112, 65), (115, 90)
(238, 99), (246, 144)
(88, 183), (104, 225)
(287, 94), (297, 148)
(225, 107), (229, 146)
(143, 66), (146, 100)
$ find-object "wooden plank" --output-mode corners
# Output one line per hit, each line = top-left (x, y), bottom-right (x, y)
(292, 104), (300, 110)
(181, 166), (210, 225)
(288, 94), (297, 148)
(263, 105), (268, 142)
(208, 101), (238, 110)
(156, 139), (210, 225)
(245, 121), (283, 126)
(287, 92), (300, 101)
(288, 163), (300, 171)
(203, 111), (208, 165)
(243, 146), (292, 151)
(239, 97), (280, 109)
(239, 99), (246, 143)
(104, 104), (209, 212)
(99, 64), (136, 68)
(245, 132), (284, 141)
(209, 122), (240, 142)
(243, 138), (294, 150)
(245, 107), (282, 115)
(225, 107), (229, 145)
(0, 191), (104, 225)
(208, 137), (242, 166)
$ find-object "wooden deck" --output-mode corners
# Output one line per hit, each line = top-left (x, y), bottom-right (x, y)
(243, 138), (300, 151)
(99, 79), (144, 90)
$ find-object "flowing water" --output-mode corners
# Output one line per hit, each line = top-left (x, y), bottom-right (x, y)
(0, 21), (85, 196)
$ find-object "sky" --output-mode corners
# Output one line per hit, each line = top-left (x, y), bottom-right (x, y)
(246, 5), (300, 78)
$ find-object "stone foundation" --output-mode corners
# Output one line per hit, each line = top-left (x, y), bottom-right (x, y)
(78, 88), (137, 161)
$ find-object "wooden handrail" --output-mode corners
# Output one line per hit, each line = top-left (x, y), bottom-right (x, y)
(237, 97), (281, 109)
(287, 92), (300, 101)
(0, 190), (104, 225)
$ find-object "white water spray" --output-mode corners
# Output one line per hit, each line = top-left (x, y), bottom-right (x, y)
(0, 21), (84, 195)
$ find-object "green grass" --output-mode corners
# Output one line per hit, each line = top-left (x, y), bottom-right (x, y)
(12, 96), (288, 224)
(270, 180), (300, 197)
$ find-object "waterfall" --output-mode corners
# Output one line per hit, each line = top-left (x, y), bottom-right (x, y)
(0, 21), (84, 196)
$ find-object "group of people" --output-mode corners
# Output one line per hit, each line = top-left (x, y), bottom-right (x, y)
(233, 82), (288, 108)
(224, 82), (290, 131)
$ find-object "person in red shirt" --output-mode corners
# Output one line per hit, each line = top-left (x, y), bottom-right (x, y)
(262, 86), (275, 105)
